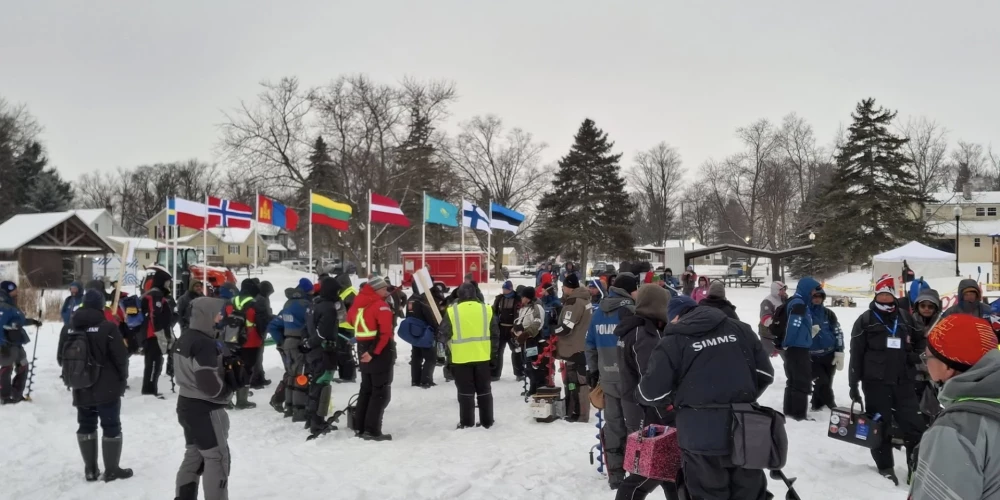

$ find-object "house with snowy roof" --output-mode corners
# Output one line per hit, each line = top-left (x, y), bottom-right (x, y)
(925, 189), (1000, 263)
(0, 211), (114, 287)
(142, 208), (283, 268)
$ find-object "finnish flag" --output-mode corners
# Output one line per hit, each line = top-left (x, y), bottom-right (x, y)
(462, 200), (491, 232)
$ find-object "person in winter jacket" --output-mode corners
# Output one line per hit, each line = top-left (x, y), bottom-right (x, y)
(698, 281), (738, 320)
(174, 280), (203, 331)
(781, 276), (822, 420)
(440, 283), (500, 429)
(586, 274), (637, 490)
(538, 283), (561, 339)
(61, 281), (84, 325)
(849, 274), (926, 486)
(680, 266), (697, 297)
(0, 282), (39, 404)
(346, 276), (397, 441)
(221, 278), (268, 410)
(553, 273), (594, 422)
(302, 277), (346, 436)
(140, 267), (175, 398)
(491, 281), (521, 381)
(758, 281), (787, 356)
(690, 276), (710, 303)
(909, 314), (1000, 500)
(588, 278), (605, 306)
(278, 279), (313, 420)
(805, 286), (845, 412)
(60, 289), (132, 482)
(402, 279), (440, 388)
(333, 273), (358, 383)
(250, 280), (274, 389)
(536, 262), (552, 287)
(171, 297), (234, 500)
(613, 285), (676, 500)
(941, 279), (995, 327)
(910, 288), (941, 414)
(637, 293), (774, 500)
(513, 287), (547, 396)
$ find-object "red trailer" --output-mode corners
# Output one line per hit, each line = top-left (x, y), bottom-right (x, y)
(401, 251), (488, 288)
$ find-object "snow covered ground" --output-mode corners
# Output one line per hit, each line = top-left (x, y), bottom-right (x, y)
(0, 270), (911, 499)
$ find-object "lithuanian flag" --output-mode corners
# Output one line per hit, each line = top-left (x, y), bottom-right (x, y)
(310, 193), (352, 231)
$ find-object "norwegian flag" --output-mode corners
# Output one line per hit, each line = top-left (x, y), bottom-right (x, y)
(207, 196), (253, 228)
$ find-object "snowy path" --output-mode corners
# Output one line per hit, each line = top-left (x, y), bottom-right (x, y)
(0, 276), (909, 499)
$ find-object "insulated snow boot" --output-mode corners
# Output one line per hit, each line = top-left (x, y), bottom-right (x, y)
(234, 387), (256, 409)
(577, 386), (591, 423)
(77, 433), (101, 482)
(361, 432), (392, 442)
(292, 408), (309, 423)
(284, 407), (294, 418)
(101, 436), (133, 482)
(879, 468), (899, 486)
(270, 400), (285, 414)
(608, 471), (625, 490)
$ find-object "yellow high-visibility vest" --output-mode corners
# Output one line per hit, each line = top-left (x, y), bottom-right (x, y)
(447, 302), (493, 364)
(339, 287), (357, 331)
(233, 296), (255, 327)
(353, 307), (377, 339)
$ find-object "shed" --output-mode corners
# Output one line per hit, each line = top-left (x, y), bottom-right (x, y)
(0, 212), (115, 287)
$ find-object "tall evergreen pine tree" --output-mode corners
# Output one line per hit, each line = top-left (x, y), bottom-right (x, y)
(534, 119), (635, 264)
(815, 98), (928, 269)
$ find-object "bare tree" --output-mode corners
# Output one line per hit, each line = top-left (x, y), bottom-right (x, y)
(218, 77), (314, 192)
(898, 117), (950, 197)
(951, 140), (990, 191)
(440, 115), (547, 278)
(680, 181), (716, 245)
(0, 97), (42, 150)
(74, 170), (118, 210)
(777, 113), (823, 205)
(628, 142), (685, 246)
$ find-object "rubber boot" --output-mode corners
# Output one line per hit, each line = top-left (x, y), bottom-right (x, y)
(234, 387), (256, 409)
(477, 394), (494, 429)
(77, 433), (101, 482)
(292, 407), (308, 422)
(102, 435), (134, 482)
(577, 386), (591, 423)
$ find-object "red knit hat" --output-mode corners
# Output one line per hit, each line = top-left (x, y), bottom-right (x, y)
(927, 314), (998, 372)
(874, 274), (895, 296)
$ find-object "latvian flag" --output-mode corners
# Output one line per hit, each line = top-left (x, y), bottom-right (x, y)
(370, 193), (410, 227)
(489, 202), (525, 234)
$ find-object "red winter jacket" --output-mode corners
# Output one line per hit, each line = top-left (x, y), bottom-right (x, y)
(224, 299), (263, 348)
(347, 285), (394, 356)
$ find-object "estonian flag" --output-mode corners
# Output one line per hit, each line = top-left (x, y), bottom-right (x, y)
(489, 203), (525, 234)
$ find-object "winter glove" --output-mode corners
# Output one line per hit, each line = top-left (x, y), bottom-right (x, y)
(586, 371), (600, 388)
(834, 352), (845, 371)
(849, 386), (863, 404)
(810, 324), (821, 338)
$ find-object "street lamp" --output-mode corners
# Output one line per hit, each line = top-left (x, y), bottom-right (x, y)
(808, 232), (816, 241)
(954, 205), (963, 276)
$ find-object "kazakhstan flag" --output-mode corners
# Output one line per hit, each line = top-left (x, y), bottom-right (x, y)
(424, 194), (459, 227)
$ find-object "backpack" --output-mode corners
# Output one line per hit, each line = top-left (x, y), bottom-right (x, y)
(768, 303), (788, 346)
(120, 295), (144, 330)
(61, 326), (101, 390)
(221, 301), (250, 345)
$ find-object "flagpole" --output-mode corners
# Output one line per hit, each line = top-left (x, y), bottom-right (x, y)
(461, 200), (466, 282)
(172, 196), (178, 299)
(309, 190), (314, 281)
(203, 193), (209, 278)
(366, 189), (372, 278)
(421, 191), (427, 271)
(487, 201), (492, 284)
(253, 191), (259, 272)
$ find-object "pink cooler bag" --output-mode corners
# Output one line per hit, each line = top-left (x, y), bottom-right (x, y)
(623, 425), (682, 482)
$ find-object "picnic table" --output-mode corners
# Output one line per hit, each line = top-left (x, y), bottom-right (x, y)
(708, 276), (764, 288)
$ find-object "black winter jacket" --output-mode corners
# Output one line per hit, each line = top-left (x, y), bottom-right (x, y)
(638, 306), (774, 455)
(58, 308), (129, 407)
(175, 290), (201, 330)
(849, 304), (918, 388)
(615, 313), (665, 406)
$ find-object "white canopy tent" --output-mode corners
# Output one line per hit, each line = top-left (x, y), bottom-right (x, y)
(872, 241), (956, 284)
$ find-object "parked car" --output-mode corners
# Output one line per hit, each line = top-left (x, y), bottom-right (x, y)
(726, 262), (744, 277)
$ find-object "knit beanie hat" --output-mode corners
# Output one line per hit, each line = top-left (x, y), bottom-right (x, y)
(874, 274), (895, 297)
(636, 284), (671, 323)
(667, 296), (698, 322)
(368, 276), (388, 292)
(928, 314), (998, 372)
(521, 287), (536, 301)
(613, 274), (639, 295)
(1, 281), (17, 293)
(297, 278), (314, 294)
(708, 281), (726, 299)
(563, 273), (580, 289)
(503, 280), (514, 291)
(82, 289), (105, 310)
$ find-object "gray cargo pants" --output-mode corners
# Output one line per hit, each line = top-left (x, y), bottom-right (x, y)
(282, 337), (308, 410)
(602, 382), (629, 482)
(176, 407), (230, 500)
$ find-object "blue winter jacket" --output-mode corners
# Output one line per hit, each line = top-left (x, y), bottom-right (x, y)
(807, 305), (844, 356)
(783, 277), (822, 350)
(398, 316), (435, 348)
(280, 288), (311, 339)
(61, 281), (83, 324)
(267, 315), (285, 346)
(540, 294), (562, 339)
(585, 290), (634, 384)
(0, 291), (29, 346)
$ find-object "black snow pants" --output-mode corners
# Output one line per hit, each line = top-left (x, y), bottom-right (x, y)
(142, 336), (163, 396)
(452, 361), (494, 428)
(354, 369), (393, 436)
(682, 451), (767, 500)
(615, 473), (683, 500)
(782, 347), (811, 420)
(861, 381), (926, 470)
(410, 346), (436, 386)
(810, 352), (837, 411)
(176, 399), (230, 500)
(335, 340), (356, 382)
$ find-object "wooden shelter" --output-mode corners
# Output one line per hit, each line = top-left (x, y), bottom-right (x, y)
(0, 212), (115, 288)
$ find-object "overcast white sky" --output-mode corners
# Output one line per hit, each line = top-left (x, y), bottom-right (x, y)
(2, 1), (998, 181)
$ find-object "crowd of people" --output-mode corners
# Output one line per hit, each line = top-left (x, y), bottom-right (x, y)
(4, 259), (1000, 499)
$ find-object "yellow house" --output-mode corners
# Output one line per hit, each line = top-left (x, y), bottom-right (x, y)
(925, 190), (1000, 264)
